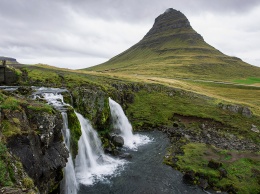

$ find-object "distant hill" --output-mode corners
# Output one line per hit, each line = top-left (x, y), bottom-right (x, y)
(86, 8), (260, 81)
(0, 56), (18, 63)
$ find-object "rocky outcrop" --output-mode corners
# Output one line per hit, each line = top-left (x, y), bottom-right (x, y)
(218, 103), (253, 118)
(1, 102), (68, 193)
(111, 135), (124, 147)
(70, 86), (110, 131)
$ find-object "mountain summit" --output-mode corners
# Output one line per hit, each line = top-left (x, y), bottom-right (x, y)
(87, 8), (260, 80)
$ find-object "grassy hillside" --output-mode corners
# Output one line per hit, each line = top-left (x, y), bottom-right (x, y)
(86, 9), (260, 81)
(7, 63), (260, 193)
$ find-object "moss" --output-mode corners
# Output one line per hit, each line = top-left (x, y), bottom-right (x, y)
(27, 103), (53, 114)
(170, 143), (260, 193)
(0, 97), (20, 110)
(0, 143), (13, 187)
(67, 107), (81, 159)
(22, 177), (34, 189)
(1, 120), (21, 137)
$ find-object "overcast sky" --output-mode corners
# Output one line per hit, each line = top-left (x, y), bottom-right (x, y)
(0, 0), (260, 69)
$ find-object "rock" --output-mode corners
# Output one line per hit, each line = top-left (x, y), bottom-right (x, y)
(251, 124), (259, 133)
(104, 147), (113, 154)
(6, 109), (68, 193)
(111, 135), (124, 147)
(200, 124), (206, 130)
(218, 103), (252, 118)
(208, 159), (222, 169)
(173, 122), (179, 127)
(219, 167), (228, 178)
(118, 153), (132, 159)
(198, 178), (208, 189)
(183, 170), (195, 184)
(242, 107), (252, 118)
(17, 87), (32, 95)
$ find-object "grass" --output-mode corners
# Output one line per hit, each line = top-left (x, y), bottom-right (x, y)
(8, 58), (260, 193)
(27, 103), (54, 114)
(0, 96), (21, 110)
(0, 143), (13, 187)
(1, 120), (21, 137)
(126, 87), (260, 143)
(171, 143), (260, 194)
(234, 77), (260, 85)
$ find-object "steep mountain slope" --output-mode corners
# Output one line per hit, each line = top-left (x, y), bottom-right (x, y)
(87, 8), (260, 80)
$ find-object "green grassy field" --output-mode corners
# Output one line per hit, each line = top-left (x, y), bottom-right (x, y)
(6, 63), (260, 193)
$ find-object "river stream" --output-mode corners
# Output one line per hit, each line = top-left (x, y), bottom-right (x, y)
(78, 131), (204, 194)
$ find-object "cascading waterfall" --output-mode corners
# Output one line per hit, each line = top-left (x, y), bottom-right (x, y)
(61, 112), (78, 194)
(108, 97), (151, 150)
(75, 113), (124, 185)
(33, 88), (125, 192)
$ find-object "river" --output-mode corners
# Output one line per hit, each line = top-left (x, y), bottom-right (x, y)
(78, 131), (204, 194)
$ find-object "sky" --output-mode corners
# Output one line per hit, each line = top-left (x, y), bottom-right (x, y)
(0, 0), (260, 69)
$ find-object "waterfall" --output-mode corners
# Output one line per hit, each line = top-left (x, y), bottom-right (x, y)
(108, 97), (151, 150)
(75, 113), (124, 185)
(61, 112), (78, 194)
(33, 89), (78, 194)
(33, 88), (125, 192)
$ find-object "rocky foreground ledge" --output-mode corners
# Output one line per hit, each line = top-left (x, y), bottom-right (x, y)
(0, 87), (68, 193)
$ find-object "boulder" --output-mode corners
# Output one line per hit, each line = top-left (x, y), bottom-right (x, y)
(198, 178), (208, 189)
(183, 170), (195, 184)
(251, 124), (259, 133)
(208, 159), (222, 169)
(219, 167), (228, 178)
(17, 86), (32, 95)
(242, 107), (252, 118)
(111, 135), (124, 147)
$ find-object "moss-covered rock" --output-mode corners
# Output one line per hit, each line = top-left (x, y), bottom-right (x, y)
(0, 91), (69, 193)
(67, 107), (81, 159)
(70, 86), (110, 132)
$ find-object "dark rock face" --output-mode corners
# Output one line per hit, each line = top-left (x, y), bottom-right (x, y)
(4, 109), (68, 193)
(145, 8), (191, 38)
(139, 8), (203, 49)
(183, 170), (195, 184)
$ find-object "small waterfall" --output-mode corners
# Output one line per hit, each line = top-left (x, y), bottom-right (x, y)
(33, 89), (78, 193)
(75, 112), (124, 185)
(61, 112), (78, 194)
(108, 97), (151, 150)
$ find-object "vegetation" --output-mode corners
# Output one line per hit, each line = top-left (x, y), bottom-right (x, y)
(27, 103), (54, 114)
(0, 142), (13, 187)
(165, 143), (260, 194)
(67, 107), (82, 159)
(1, 9), (258, 193)
(126, 87), (260, 143)
(0, 96), (21, 110)
(234, 77), (260, 85)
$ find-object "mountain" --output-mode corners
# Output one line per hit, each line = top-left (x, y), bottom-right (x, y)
(86, 8), (260, 80)
(0, 56), (18, 63)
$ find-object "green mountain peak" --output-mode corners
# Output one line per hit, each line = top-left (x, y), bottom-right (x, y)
(87, 8), (260, 80)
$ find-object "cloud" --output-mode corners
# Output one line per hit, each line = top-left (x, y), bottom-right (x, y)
(0, 0), (260, 68)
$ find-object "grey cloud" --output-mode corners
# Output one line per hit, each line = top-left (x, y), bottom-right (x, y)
(0, 0), (260, 68)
